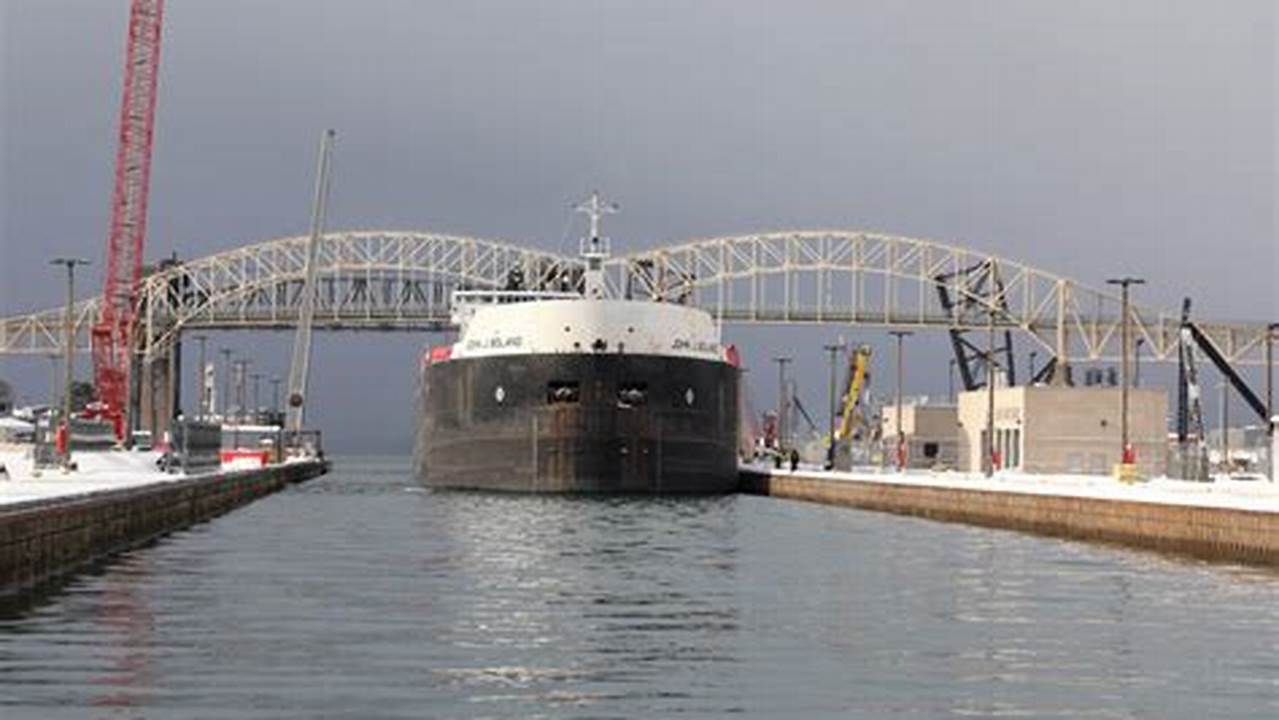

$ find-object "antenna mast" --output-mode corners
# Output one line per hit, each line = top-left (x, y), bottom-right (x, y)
(573, 190), (618, 299)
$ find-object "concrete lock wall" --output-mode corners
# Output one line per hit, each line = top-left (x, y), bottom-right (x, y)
(0, 460), (327, 593)
(740, 469), (1279, 566)
(957, 386), (1167, 476)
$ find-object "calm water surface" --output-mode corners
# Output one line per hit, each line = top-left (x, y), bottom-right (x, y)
(1, 457), (1276, 718)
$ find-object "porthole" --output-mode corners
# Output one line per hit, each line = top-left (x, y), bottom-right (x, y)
(494, 385), (506, 404)
(684, 387), (695, 406)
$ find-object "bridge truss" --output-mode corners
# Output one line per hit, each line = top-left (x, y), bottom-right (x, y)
(1, 230), (1271, 370)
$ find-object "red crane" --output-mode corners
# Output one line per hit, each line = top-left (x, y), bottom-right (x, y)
(92, 0), (165, 439)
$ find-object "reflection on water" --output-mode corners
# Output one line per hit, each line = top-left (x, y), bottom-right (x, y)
(1, 457), (1276, 719)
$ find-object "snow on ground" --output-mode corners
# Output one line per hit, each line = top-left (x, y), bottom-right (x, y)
(0, 448), (199, 509)
(746, 463), (1279, 514)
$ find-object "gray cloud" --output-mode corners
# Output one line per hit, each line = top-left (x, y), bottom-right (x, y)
(2, 1), (1273, 451)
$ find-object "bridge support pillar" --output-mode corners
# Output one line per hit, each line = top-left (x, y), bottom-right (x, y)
(138, 340), (181, 444)
(1051, 280), (1072, 386)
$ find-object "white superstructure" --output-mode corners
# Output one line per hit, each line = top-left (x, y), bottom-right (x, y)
(449, 295), (724, 361)
(442, 191), (730, 365)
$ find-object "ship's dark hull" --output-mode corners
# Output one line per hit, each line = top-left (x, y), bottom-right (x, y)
(415, 353), (740, 493)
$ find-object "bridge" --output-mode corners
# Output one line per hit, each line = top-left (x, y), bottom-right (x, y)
(0, 230), (1272, 373)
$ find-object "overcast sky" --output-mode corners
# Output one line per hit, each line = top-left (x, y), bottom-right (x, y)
(2, 1), (1275, 451)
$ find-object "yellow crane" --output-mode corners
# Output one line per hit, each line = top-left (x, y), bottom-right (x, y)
(834, 345), (873, 443)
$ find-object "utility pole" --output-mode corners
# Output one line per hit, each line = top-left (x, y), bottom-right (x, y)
(218, 348), (233, 420)
(1106, 277), (1145, 467)
(985, 307), (997, 477)
(1220, 379), (1229, 473)
(233, 359), (251, 423)
(50, 257), (90, 469)
(250, 372), (262, 418)
(191, 334), (208, 419)
(888, 331), (912, 471)
(1267, 324), (1276, 481)
(772, 357), (793, 451)
(822, 341), (844, 469)
(1267, 324), (1276, 434)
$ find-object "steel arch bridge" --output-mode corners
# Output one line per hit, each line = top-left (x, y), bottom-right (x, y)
(0, 229), (1271, 369)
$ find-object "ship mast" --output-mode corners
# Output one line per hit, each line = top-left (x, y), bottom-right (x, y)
(574, 191), (618, 299)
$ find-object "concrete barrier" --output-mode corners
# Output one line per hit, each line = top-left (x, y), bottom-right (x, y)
(0, 459), (328, 593)
(740, 469), (1279, 566)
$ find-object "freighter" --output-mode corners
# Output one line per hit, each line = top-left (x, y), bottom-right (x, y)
(414, 194), (741, 493)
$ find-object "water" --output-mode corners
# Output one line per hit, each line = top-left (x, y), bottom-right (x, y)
(1, 458), (1276, 719)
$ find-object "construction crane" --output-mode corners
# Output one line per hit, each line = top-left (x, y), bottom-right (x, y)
(286, 130), (337, 438)
(834, 345), (873, 443)
(91, 0), (166, 439)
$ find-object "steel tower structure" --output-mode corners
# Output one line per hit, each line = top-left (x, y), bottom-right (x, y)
(91, 0), (165, 438)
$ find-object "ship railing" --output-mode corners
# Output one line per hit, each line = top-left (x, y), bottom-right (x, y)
(449, 289), (582, 324)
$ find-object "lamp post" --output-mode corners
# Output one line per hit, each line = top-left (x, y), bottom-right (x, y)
(823, 341), (844, 469)
(250, 372), (263, 420)
(50, 257), (90, 469)
(1106, 276), (1145, 466)
(888, 331), (912, 471)
(1219, 379), (1230, 473)
(219, 348), (234, 420)
(233, 359), (252, 423)
(271, 376), (282, 416)
(191, 334), (208, 419)
(1267, 324), (1276, 436)
(1267, 324), (1276, 481)
(985, 306), (997, 478)
(772, 357), (793, 451)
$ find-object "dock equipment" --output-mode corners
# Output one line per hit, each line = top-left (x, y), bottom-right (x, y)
(935, 260), (1017, 392)
(91, 0), (166, 440)
(1177, 298), (1271, 480)
(835, 345), (872, 443)
(285, 130), (336, 436)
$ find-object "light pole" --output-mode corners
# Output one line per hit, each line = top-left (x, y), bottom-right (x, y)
(271, 376), (282, 416)
(1107, 276), (1145, 466)
(772, 357), (793, 451)
(250, 372), (263, 419)
(823, 342), (844, 469)
(1219, 379), (1229, 472)
(1267, 324), (1276, 436)
(191, 334), (208, 419)
(50, 257), (90, 469)
(889, 331), (912, 471)
(1267, 324), (1276, 480)
(233, 359), (252, 422)
(219, 348), (234, 420)
(985, 306), (997, 477)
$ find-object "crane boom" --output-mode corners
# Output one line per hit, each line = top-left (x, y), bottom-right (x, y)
(92, 0), (166, 439)
(286, 130), (337, 436)
(835, 345), (872, 441)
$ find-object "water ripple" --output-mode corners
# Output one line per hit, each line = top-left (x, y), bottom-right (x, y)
(1, 457), (1276, 718)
